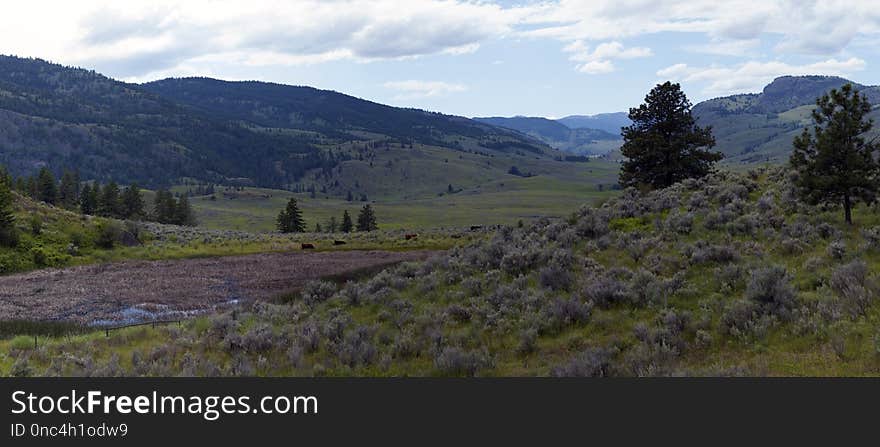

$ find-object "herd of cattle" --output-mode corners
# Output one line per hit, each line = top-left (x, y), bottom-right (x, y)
(297, 224), (489, 250)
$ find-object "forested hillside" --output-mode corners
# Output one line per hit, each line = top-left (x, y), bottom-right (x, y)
(0, 56), (548, 190)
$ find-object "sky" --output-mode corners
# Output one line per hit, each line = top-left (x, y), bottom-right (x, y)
(1, 0), (879, 118)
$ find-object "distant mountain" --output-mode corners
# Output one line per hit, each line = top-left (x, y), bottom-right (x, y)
(556, 112), (631, 135)
(141, 78), (543, 150)
(0, 56), (549, 189)
(693, 75), (880, 164)
(473, 116), (620, 155)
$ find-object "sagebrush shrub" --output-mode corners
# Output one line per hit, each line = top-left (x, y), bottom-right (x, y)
(541, 297), (593, 334)
(550, 347), (614, 377)
(582, 276), (631, 308)
(830, 260), (876, 318)
(745, 266), (797, 319)
(301, 280), (337, 305)
(826, 240), (846, 260)
(433, 347), (492, 377)
(690, 243), (738, 264)
(539, 265), (573, 291)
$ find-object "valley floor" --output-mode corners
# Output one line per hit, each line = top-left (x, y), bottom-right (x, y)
(0, 249), (435, 325)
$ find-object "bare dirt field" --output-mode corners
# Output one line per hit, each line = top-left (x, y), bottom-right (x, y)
(0, 250), (436, 325)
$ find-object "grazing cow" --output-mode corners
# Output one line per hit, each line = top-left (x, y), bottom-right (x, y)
(405, 233), (419, 240)
(333, 240), (347, 245)
(301, 243), (316, 249)
(470, 225), (483, 231)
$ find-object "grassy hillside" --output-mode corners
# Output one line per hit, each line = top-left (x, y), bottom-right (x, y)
(8, 167), (880, 376)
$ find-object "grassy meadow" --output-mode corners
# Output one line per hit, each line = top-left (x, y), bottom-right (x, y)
(185, 143), (622, 232)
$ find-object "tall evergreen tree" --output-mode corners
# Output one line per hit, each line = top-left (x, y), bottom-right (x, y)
(340, 210), (353, 233)
(121, 184), (145, 220)
(356, 204), (378, 232)
(276, 198), (305, 233)
(790, 83), (879, 224)
(98, 182), (122, 218)
(0, 171), (17, 247)
(80, 183), (99, 215)
(58, 170), (80, 209)
(24, 175), (37, 199)
(175, 195), (196, 226)
(36, 167), (58, 204)
(153, 190), (177, 224)
(619, 82), (721, 189)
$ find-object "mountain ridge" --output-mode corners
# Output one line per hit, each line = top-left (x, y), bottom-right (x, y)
(0, 55), (550, 189)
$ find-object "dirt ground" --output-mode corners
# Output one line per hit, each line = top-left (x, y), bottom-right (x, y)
(0, 250), (436, 325)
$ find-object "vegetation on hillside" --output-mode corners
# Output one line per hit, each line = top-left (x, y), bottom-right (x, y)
(693, 75), (880, 164)
(5, 167), (880, 376)
(0, 56), (549, 190)
(790, 84), (879, 224)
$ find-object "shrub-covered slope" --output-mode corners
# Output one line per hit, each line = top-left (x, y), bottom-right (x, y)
(6, 167), (880, 376)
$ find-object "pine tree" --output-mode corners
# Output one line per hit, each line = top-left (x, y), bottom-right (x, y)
(98, 182), (122, 218)
(356, 204), (378, 232)
(36, 167), (58, 204)
(327, 216), (338, 233)
(80, 183), (99, 215)
(314, 222), (323, 233)
(121, 184), (145, 220)
(340, 210), (353, 233)
(0, 171), (18, 247)
(790, 83), (879, 224)
(58, 170), (80, 209)
(276, 198), (305, 233)
(154, 190), (177, 224)
(175, 195), (196, 226)
(619, 81), (721, 190)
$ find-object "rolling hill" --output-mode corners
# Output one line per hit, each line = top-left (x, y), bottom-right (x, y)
(692, 75), (880, 164)
(0, 56), (550, 190)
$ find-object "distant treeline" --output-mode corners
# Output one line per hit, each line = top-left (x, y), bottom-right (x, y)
(12, 167), (195, 226)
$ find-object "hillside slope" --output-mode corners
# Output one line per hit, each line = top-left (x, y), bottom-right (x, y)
(693, 76), (880, 164)
(0, 56), (548, 190)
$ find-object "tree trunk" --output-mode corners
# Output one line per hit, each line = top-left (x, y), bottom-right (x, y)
(844, 194), (852, 225)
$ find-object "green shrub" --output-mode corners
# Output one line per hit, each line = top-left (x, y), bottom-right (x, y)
(8, 335), (34, 351)
(95, 221), (121, 249)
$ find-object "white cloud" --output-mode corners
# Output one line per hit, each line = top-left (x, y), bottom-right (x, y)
(0, 0), (533, 79)
(657, 57), (867, 96)
(685, 39), (761, 57)
(565, 41), (652, 74)
(577, 60), (615, 74)
(0, 0), (878, 83)
(383, 80), (467, 99)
